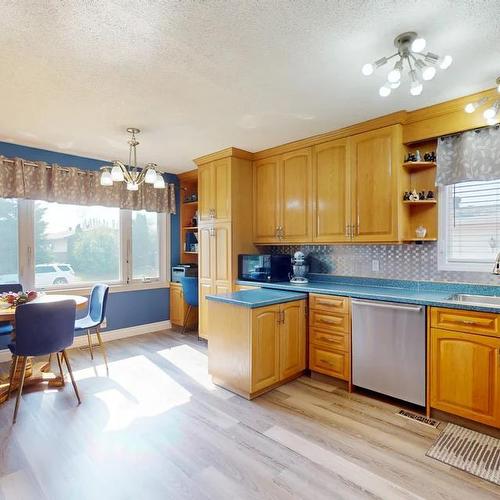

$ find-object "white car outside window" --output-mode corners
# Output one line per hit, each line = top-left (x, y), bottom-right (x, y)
(35, 264), (76, 286)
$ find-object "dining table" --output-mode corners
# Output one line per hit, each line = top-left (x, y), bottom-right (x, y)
(0, 294), (88, 404)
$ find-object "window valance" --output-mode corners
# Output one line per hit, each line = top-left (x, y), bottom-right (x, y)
(436, 126), (500, 186)
(0, 156), (176, 214)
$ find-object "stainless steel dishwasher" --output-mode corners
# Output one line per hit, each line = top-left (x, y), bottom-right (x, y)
(351, 299), (426, 406)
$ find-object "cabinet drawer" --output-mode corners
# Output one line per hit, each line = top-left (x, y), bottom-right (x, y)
(310, 327), (349, 352)
(430, 307), (500, 337)
(309, 310), (350, 333)
(309, 294), (349, 314)
(309, 345), (349, 380)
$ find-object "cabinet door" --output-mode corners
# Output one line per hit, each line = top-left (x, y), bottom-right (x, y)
(198, 280), (213, 340)
(350, 125), (401, 242)
(430, 328), (500, 427)
(253, 157), (280, 243)
(198, 225), (213, 281)
(251, 305), (280, 392)
(169, 284), (184, 326)
(213, 222), (231, 286)
(213, 158), (231, 221)
(280, 148), (313, 242)
(279, 300), (306, 380)
(198, 162), (214, 222)
(312, 139), (351, 242)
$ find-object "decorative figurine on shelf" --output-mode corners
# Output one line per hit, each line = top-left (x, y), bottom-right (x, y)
(415, 150), (422, 161)
(406, 152), (417, 162)
(409, 189), (419, 201)
(403, 191), (411, 200)
(418, 191), (427, 200)
(191, 211), (198, 227)
(426, 190), (435, 199)
(415, 225), (427, 239)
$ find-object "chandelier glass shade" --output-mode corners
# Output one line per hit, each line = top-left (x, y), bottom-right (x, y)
(361, 32), (452, 97)
(464, 77), (500, 125)
(100, 128), (165, 190)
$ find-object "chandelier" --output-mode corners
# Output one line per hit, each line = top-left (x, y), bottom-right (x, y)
(464, 77), (500, 125)
(361, 32), (452, 97)
(100, 128), (165, 191)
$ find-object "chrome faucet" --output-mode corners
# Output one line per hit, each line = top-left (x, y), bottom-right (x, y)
(494, 252), (500, 275)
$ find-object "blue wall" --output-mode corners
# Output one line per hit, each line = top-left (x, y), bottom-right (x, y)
(0, 141), (180, 343)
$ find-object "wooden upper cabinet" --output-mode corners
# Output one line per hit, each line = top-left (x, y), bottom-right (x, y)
(430, 328), (500, 428)
(279, 300), (306, 379)
(198, 163), (214, 223)
(253, 156), (281, 243)
(350, 125), (402, 242)
(251, 305), (280, 392)
(213, 158), (231, 221)
(312, 139), (350, 242)
(280, 149), (313, 242)
(198, 158), (231, 223)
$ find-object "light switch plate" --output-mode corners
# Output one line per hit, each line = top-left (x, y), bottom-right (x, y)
(371, 259), (380, 272)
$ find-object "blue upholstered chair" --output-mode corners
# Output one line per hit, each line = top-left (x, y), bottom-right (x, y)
(8, 300), (80, 423)
(0, 284), (23, 337)
(180, 277), (198, 335)
(74, 284), (110, 370)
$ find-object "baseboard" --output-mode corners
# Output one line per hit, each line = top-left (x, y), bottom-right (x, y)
(0, 320), (172, 362)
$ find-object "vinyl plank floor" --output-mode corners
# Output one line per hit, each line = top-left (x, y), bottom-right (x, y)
(0, 329), (498, 500)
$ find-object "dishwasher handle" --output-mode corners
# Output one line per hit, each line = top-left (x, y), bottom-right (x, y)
(351, 299), (423, 313)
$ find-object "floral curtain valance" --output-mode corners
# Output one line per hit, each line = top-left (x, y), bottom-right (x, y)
(436, 126), (500, 186)
(0, 157), (176, 214)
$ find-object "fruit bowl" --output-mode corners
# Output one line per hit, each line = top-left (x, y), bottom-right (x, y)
(0, 290), (38, 307)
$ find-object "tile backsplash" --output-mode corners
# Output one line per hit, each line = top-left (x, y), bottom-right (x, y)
(264, 243), (500, 285)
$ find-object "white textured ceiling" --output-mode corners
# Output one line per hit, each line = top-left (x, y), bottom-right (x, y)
(0, 1), (499, 173)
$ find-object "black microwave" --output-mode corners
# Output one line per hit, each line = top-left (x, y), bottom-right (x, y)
(238, 254), (291, 283)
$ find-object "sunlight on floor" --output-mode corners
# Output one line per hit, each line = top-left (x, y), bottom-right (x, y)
(88, 355), (191, 431)
(157, 345), (217, 392)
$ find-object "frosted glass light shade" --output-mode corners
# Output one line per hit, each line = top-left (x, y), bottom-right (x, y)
(111, 165), (125, 182)
(100, 170), (113, 186)
(145, 168), (157, 184)
(154, 175), (165, 189)
(362, 63), (374, 76)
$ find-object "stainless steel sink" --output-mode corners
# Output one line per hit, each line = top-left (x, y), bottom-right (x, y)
(447, 294), (500, 307)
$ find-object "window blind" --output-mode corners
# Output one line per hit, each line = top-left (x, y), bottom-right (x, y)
(446, 180), (500, 263)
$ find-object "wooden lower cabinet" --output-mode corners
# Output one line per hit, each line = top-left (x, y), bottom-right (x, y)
(169, 282), (198, 328)
(308, 294), (351, 383)
(430, 326), (500, 428)
(208, 299), (306, 399)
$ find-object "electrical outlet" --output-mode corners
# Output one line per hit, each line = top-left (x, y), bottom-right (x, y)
(371, 259), (380, 272)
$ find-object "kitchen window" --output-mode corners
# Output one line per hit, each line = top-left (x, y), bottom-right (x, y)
(438, 179), (500, 272)
(0, 199), (170, 290)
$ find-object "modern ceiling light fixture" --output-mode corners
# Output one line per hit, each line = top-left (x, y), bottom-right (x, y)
(361, 32), (452, 98)
(464, 77), (500, 125)
(100, 128), (165, 190)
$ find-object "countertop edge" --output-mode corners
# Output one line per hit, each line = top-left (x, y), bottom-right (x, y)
(235, 280), (500, 314)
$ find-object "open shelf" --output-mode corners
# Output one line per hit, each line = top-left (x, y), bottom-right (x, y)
(183, 200), (198, 206)
(402, 237), (438, 242)
(179, 170), (199, 265)
(403, 199), (437, 205)
(183, 251), (198, 255)
(182, 226), (198, 230)
(403, 161), (437, 170)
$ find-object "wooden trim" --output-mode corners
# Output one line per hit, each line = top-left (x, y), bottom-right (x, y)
(253, 111), (407, 160)
(177, 169), (198, 182)
(193, 147), (254, 166)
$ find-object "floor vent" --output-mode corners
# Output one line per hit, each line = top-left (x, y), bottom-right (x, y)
(396, 409), (440, 428)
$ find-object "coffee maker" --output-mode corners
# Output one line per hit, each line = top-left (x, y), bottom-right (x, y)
(289, 251), (309, 284)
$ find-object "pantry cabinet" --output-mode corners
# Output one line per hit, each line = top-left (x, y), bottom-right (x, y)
(253, 124), (403, 244)
(208, 299), (306, 398)
(196, 149), (256, 340)
(430, 307), (500, 428)
(253, 149), (312, 243)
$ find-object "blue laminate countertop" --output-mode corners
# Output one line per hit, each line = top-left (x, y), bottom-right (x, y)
(235, 275), (500, 313)
(206, 289), (308, 308)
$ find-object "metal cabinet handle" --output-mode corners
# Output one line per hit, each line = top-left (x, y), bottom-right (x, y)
(319, 318), (340, 325)
(460, 319), (478, 325)
(316, 300), (340, 307)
